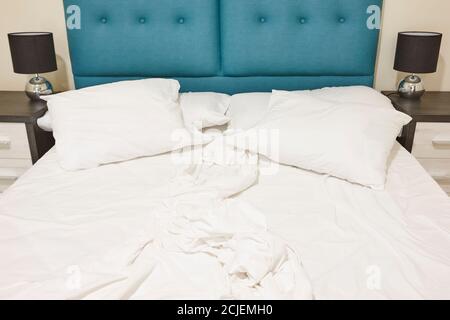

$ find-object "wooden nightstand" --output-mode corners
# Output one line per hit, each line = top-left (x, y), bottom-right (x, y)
(383, 91), (450, 195)
(0, 91), (55, 192)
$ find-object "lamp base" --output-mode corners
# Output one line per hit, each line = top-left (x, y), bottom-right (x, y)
(25, 75), (53, 101)
(398, 74), (425, 99)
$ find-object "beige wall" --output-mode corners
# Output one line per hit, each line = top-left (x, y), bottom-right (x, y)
(1, 0), (449, 92)
(375, 0), (450, 91)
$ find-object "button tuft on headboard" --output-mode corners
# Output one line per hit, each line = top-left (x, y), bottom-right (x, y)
(299, 17), (307, 24)
(178, 17), (185, 24)
(259, 17), (266, 23)
(338, 17), (346, 23)
(100, 17), (108, 24)
(139, 17), (146, 24)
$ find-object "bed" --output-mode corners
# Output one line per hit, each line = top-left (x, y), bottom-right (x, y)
(1, 0), (449, 300)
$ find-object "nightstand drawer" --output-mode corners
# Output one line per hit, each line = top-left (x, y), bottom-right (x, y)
(0, 123), (31, 159)
(0, 159), (32, 192)
(416, 158), (450, 195)
(412, 122), (450, 159)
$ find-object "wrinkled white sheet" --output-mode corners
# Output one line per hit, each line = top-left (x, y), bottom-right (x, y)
(0, 140), (312, 300)
(0, 142), (449, 299)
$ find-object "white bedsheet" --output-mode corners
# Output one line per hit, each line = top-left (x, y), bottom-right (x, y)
(0, 143), (449, 299)
(0, 140), (313, 300)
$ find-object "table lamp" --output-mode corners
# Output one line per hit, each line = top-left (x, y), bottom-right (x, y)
(394, 31), (442, 99)
(8, 32), (57, 101)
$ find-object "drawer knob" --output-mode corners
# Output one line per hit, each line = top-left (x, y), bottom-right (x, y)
(432, 134), (450, 146)
(0, 167), (25, 181)
(0, 136), (11, 149)
(0, 175), (18, 181)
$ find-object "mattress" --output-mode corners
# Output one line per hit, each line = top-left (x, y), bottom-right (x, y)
(0, 143), (449, 299)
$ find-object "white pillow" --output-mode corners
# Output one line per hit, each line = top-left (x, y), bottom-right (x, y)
(311, 86), (394, 108)
(180, 92), (231, 130)
(228, 93), (271, 130)
(39, 86), (389, 132)
(226, 90), (412, 190)
(43, 79), (198, 170)
(37, 111), (52, 132)
(227, 86), (394, 130)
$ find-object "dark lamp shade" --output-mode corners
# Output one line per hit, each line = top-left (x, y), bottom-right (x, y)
(394, 31), (442, 74)
(8, 32), (57, 74)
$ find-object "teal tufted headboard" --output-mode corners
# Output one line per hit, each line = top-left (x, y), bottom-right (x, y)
(63, 0), (383, 93)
